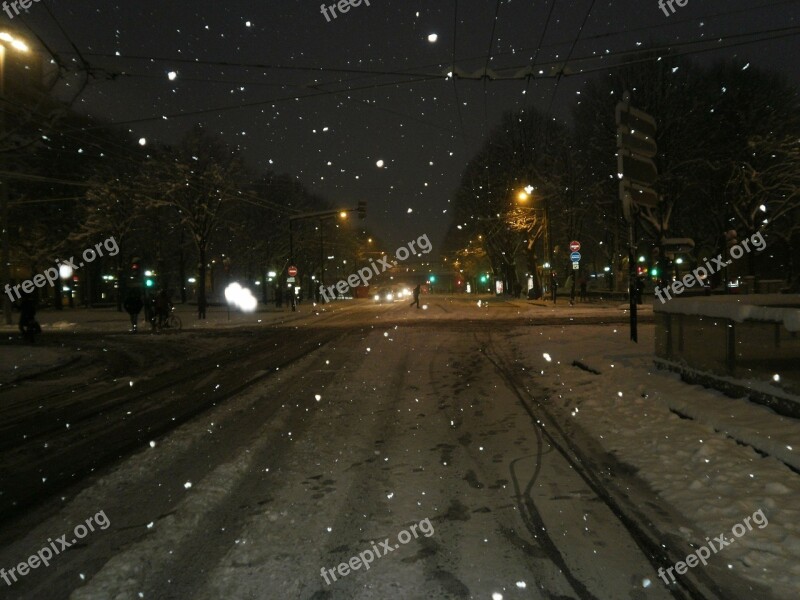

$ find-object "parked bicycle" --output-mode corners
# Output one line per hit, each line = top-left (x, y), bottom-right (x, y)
(156, 306), (182, 332)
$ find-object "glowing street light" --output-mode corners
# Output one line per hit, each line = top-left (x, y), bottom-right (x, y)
(0, 32), (28, 53)
(0, 31), (30, 324)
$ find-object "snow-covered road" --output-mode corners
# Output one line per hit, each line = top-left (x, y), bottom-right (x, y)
(0, 297), (796, 599)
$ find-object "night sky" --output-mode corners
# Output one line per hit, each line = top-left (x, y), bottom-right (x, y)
(11, 0), (800, 248)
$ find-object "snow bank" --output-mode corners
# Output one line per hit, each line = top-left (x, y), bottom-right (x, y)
(655, 294), (800, 331)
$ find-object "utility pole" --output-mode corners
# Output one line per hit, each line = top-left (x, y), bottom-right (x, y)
(616, 91), (659, 343)
(1, 45), (10, 325)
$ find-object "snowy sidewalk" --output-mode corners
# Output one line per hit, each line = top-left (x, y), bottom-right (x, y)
(511, 323), (800, 597)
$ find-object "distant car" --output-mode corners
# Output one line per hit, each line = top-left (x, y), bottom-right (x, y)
(373, 285), (407, 303)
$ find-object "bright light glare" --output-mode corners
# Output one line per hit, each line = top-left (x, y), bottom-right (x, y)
(428, 33), (438, 42)
(167, 71), (177, 81)
(0, 32), (29, 52)
(225, 283), (258, 313)
(59, 264), (73, 279)
(225, 282), (242, 303)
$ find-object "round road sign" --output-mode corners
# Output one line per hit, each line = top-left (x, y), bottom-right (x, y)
(288, 266), (298, 277)
(569, 240), (581, 252)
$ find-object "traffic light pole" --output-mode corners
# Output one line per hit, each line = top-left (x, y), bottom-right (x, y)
(629, 218), (638, 343)
(288, 219), (295, 311)
(0, 48), (10, 325)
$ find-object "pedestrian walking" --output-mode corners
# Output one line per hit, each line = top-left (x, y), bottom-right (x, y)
(123, 289), (144, 333)
(410, 283), (421, 309)
(197, 295), (207, 319)
(635, 276), (645, 306)
(550, 271), (559, 304)
(18, 293), (40, 342)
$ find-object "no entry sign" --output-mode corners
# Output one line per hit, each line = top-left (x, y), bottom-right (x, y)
(569, 240), (581, 252)
(288, 266), (298, 277)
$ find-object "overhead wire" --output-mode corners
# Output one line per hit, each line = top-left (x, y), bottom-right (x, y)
(544, 0), (598, 125)
(522, 0), (557, 109)
(8, 2), (797, 214)
(451, 0), (469, 151)
(482, 0), (503, 140)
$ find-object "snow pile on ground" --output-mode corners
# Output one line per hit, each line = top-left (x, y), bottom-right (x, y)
(513, 324), (800, 598)
(656, 294), (800, 331)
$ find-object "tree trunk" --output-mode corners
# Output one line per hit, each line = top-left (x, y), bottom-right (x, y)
(198, 243), (207, 318)
(54, 277), (62, 310)
(116, 256), (124, 312)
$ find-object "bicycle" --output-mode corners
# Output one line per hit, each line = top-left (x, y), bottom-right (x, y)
(20, 318), (42, 343)
(153, 307), (182, 333)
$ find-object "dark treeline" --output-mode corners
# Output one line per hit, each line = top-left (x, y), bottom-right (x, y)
(443, 55), (800, 296)
(4, 109), (368, 311)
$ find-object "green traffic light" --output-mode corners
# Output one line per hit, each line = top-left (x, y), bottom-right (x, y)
(145, 279), (155, 288)
(650, 268), (659, 277)
(429, 275), (436, 283)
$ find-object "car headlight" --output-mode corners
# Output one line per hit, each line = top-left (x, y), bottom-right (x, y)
(374, 294), (380, 301)
(386, 293), (393, 301)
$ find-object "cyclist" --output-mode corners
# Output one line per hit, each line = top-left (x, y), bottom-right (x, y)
(154, 289), (173, 329)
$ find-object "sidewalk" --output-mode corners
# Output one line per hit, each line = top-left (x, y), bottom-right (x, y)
(0, 302), (329, 335)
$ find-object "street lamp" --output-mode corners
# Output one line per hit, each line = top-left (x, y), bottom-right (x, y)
(516, 184), (552, 295)
(1, 30), (29, 325)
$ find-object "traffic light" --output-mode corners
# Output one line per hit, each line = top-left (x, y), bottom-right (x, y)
(428, 275), (436, 283)
(480, 274), (488, 283)
(129, 257), (142, 284)
(650, 267), (659, 277)
(358, 200), (366, 219)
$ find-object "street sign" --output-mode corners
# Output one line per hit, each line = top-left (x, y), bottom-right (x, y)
(615, 105), (657, 158)
(616, 96), (658, 231)
(619, 180), (659, 222)
(620, 180), (658, 207)
(570, 251), (581, 262)
(288, 266), (298, 277)
(617, 149), (657, 187)
(287, 276), (296, 283)
(569, 240), (581, 252)
(572, 262), (580, 270)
